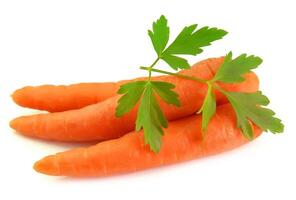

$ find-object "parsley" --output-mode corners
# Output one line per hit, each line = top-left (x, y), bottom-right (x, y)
(148, 15), (228, 70)
(117, 81), (180, 152)
(213, 51), (263, 83)
(198, 84), (216, 135)
(115, 81), (146, 117)
(116, 15), (226, 152)
(148, 15), (169, 56)
(220, 91), (284, 139)
(135, 82), (166, 152)
(212, 53), (284, 139)
(115, 15), (284, 153)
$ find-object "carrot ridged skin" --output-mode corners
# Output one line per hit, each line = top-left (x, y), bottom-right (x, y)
(12, 83), (119, 112)
(12, 75), (152, 112)
(10, 57), (259, 142)
(12, 57), (256, 112)
(34, 104), (262, 177)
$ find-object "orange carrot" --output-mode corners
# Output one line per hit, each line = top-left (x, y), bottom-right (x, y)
(10, 57), (259, 142)
(12, 83), (119, 112)
(12, 76), (155, 112)
(34, 104), (262, 177)
(12, 57), (255, 112)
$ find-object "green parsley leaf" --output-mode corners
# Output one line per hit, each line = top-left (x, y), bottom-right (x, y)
(136, 82), (168, 152)
(151, 81), (181, 107)
(116, 80), (180, 152)
(213, 52), (263, 83)
(164, 25), (228, 56)
(198, 84), (216, 134)
(160, 25), (227, 70)
(148, 15), (170, 56)
(115, 81), (146, 117)
(221, 91), (284, 139)
(161, 54), (190, 70)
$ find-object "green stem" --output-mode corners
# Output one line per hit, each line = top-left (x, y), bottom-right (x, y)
(140, 66), (207, 83)
(147, 57), (160, 80)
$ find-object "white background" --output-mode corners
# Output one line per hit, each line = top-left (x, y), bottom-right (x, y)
(0, 0), (295, 199)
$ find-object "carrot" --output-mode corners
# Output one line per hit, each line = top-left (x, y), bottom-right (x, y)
(11, 57), (255, 112)
(10, 57), (259, 142)
(12, 75), (156, 112)
(33, 104), (262, 177)
(12, 82), (119, 112)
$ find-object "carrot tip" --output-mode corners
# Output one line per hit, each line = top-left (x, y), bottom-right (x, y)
(9, 119), (18, 130)
(11, 90), (20, 103)
(34, 156), (60, 176)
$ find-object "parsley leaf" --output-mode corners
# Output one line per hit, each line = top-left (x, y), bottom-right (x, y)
(221, 91), (284, 139)
(198, 84), (216, 134)
(115, 81), (146, 117)
(136, 82), (168, 152)
(210, 52), (283, 139)
(116, 80), (180, 152)
(148, 15), (170, 56)
(164, 25), (227, 56)
(213, 52), (263, 83)
(148, 16), (227, 70)
(161, 54), (190, 70)
(151, 81), (181, 107)
(161, 25), (227, 70)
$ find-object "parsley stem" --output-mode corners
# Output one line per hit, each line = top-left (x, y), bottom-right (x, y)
(150, 57), (160, 68)
(140, 66), (207, 83)
(147, 58), (160, 80)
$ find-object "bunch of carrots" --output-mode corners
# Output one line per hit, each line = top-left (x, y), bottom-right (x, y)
(10, 16), (283, 177)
